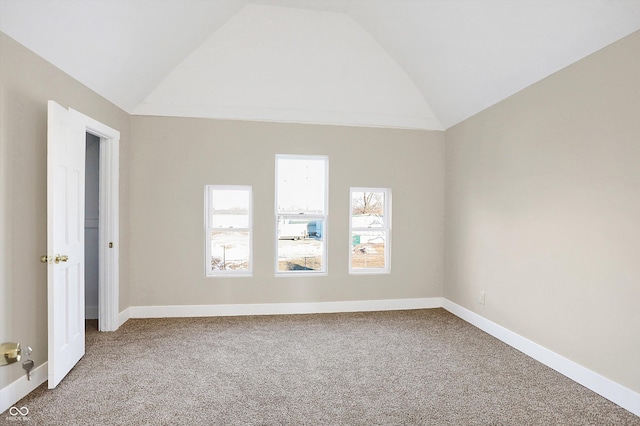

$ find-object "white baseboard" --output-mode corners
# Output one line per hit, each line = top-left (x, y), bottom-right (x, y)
(118, 307), (130, 328)
(0, 362), (47, 415)
(127, 297), (443, 319)
(442, 299), (640, 417)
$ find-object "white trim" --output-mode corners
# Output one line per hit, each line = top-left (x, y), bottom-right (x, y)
(128, 298), (442, 319)
(118, 308), (131, 328)
(70, 108), (120, 332)
(98, 131), (119, 332)
(0, 362), (48, 415)
(442, 299), (640, 417)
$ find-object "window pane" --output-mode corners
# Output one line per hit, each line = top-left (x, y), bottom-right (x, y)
(211, 189), (250, 228)
(277, 219), (324, 271)
(277, 157), (326, 214)
(351, 191), (385, 228)
(211, 213), (249, 229)
(210, 230), (250, 271)
(351, 231), (386, 269)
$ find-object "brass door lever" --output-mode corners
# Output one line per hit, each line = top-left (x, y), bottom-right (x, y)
(40, 255), (69, 264)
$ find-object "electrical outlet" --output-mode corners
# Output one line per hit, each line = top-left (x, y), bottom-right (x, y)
(479, 291), (486, 305)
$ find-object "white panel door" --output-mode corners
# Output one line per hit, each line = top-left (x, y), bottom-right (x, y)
(47, 100), (86, 389)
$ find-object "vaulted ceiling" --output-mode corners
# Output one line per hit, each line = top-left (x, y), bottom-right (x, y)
(2, 0), (640, 130)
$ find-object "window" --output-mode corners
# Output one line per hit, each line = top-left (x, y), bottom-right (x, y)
(275, 155), (328, 275)
(350, 188), (391, 273)
(205, 185), (252, 276)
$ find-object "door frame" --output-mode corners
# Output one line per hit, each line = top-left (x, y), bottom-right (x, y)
(69, 108), (120, 332)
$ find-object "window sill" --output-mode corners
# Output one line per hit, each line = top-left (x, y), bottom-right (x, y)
(206, 273), (253, 278)
(348, 269), (390, 275)
(275, 271), (328, 278)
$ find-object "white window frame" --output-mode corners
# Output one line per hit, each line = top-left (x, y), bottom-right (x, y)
(349, 187), (391, 274)
(275, 155), (329, 276)
(205, 185), (253, 277)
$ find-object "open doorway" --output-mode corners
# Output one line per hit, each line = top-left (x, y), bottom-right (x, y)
(82, 119), (120, 333)
(79, 109), (120, 333)
(85, 133), (100, 330)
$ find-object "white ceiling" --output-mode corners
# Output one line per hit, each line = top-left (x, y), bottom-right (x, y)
(1, 0), (640, 130)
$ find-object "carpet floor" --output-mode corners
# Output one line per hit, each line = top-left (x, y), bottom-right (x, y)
(4, 308), (639, 425)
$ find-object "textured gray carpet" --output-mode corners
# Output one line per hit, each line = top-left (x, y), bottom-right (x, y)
(4, 309), (639, 425)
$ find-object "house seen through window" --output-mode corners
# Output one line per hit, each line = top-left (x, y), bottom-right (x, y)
(276, 155), (328, 275)
(350, 188), (391, 273)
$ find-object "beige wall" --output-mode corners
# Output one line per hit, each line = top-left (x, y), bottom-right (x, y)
(0, 32), (131, 389)
(129, 117), (445, 306)
(445, 31), (640, 393)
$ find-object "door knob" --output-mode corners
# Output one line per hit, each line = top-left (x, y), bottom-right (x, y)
(54, 254), (69, 263)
